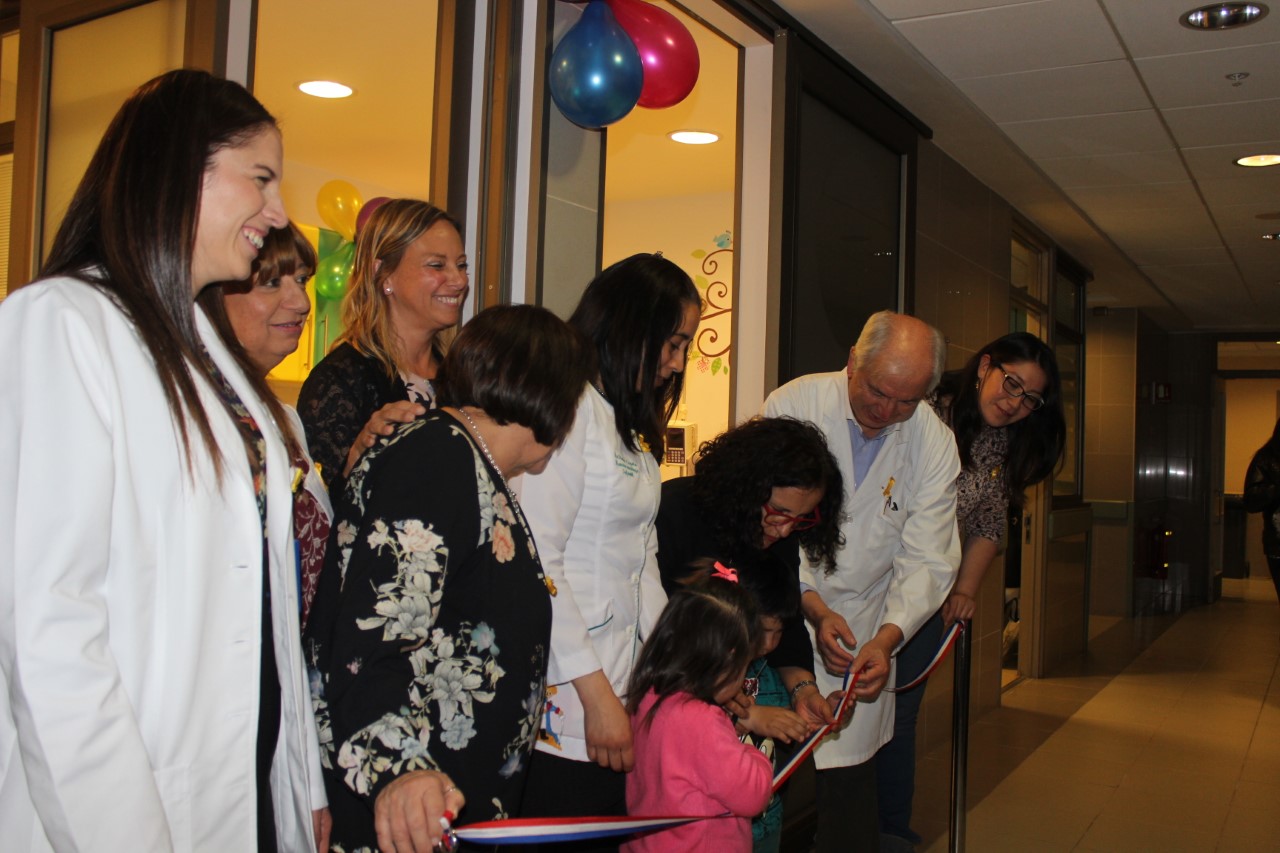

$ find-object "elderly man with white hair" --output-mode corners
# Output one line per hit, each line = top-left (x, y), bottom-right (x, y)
(764, 310), (961, 852)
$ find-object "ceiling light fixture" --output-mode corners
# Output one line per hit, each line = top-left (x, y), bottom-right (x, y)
(668, 130), (719, 145)
(1179, 3), (1268, 29)
(1237, 154), (1280, 167)
(1264, 233), (1279, 240)
(298, 80), (353, 99)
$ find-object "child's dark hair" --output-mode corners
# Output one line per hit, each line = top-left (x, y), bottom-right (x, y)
(625, 574), (758, 725)
(687, 554), (799, 621)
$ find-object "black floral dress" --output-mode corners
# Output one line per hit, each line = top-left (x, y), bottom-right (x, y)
(304, 411), (551, 852)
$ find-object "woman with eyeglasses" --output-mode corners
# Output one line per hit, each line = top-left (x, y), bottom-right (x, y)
(655, 417), (847, 738)
(877, 331), (1065, 852)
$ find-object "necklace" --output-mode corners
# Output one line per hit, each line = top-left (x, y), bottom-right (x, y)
(457, 407), (514, 497)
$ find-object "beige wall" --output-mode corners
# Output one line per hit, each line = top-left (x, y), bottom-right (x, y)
(911, 140), (1013, 749)
(1224, 378), (1280, 494)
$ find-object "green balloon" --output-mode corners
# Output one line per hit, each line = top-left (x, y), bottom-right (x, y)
(314, 241), (355, 301)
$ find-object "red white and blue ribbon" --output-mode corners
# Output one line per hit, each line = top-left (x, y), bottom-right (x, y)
(886, 620), (964, 694)
(452, 814), (718, 845)
(446, 625), (961, 846)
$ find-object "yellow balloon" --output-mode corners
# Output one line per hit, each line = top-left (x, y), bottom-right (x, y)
(316, 180), (362, 241)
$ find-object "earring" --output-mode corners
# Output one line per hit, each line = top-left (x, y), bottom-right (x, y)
(384, 286), (392, 294)
(974, 378), (980, 391)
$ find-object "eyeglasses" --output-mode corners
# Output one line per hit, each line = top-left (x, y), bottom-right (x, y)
(993, 363), (1045, 411)
(762, 503), (822, 531)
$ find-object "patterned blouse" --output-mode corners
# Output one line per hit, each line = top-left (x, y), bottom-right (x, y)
(297, 342), (439, 496)
(304, 412), (551, 852)
(930, 396), (1009, 545)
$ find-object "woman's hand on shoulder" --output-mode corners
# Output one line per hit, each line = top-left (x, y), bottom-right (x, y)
(737, 704), (809, 744)
(374, 770), (465, 853)
(344, 401), (427, 476)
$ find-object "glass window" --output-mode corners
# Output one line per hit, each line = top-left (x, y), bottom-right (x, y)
(1054, 270), (1082, 333)
(1, 30), (18, 124)
(1053, 335), (1082, 499)
(1011, 232), (1047, 303)
(253, 0), (439, 390)
(42, 1), (183, 259)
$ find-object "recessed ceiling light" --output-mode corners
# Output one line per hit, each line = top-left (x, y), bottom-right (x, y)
(668, 130), (719, 145)
(298, 80), (353, 99)
(1237, 154), (1280, 167)
(1179, 3), (1268, 29)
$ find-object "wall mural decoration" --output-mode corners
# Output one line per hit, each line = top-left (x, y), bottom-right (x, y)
(690, 230), (732, 376)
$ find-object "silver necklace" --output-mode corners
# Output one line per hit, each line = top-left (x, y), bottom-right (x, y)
(457, 407), (515, 498)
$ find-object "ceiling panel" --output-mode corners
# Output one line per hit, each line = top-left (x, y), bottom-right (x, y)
(1000, 111), (1171, 158)
(956, 61), (1149, 123)
(1104, 0), (1280, 58)
(1164, 99), (1280, 147)
(869, 0), (1027, 18)
(891, 0), (1122, 80)
(1037, 150), (1187, 188)
(1136, 43), (1280, 110)
(1197, 173), (1280, 207)
(1129, 246), (1231, 266)
(1068, 181), (1199, 210)
(775, 0), (1280, 330)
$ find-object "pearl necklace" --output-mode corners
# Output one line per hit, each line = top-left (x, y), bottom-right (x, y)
(457, 407), (515, 498)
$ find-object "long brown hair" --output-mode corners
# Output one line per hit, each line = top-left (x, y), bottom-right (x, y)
(41, 69), (278, 474)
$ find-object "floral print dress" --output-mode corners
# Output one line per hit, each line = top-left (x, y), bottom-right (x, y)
(304, 411), (551, 852)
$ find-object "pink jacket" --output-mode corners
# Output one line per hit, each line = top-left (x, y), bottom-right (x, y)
(623, 690), (773, 852)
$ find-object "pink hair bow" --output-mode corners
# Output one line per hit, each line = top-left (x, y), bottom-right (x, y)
(712, 561), (739, 583)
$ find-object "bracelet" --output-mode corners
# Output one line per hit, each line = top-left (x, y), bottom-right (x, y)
(789, 680), (817, 701)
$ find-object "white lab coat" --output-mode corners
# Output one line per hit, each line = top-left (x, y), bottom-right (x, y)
(0, 279), (325, 852)
(515, 386), (666, 762)
(765, 369), (960, 767)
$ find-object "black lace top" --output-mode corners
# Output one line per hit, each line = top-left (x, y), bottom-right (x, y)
(297, 342), (411, 496)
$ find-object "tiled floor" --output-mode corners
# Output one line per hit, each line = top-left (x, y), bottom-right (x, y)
(915, 577), (1280, 852)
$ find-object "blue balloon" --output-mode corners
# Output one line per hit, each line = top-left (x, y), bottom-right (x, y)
(549, 0), (643, 129)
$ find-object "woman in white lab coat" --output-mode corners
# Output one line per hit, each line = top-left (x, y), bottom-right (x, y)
(0, 70), (327, 852)
(517, 253), (700, 849)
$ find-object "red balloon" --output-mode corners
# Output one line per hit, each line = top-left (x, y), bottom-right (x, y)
(355, 196), (390, 236)
(605, 0), (700, 109)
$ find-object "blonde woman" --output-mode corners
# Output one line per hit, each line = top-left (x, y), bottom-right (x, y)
(297, 199), (469, 494)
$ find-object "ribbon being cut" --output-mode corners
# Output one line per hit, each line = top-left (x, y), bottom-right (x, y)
(444, 622), (965, 848)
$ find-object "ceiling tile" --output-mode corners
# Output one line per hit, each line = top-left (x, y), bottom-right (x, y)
(869, 0), (1029, 19)
(1069, 181), (1199, 211)
(1127, 246), (1231, 266)
(1038, 150), (1187, 187)
(1089, 204), (1221, 251)
(1137, 43), (1280, 109)
(1182, 140), (1280, 178)
(1000, 110), (1171, 158)
(1164, 98), (1280, 147)
(893, 0), (1122, 80)
(1103, 0), (1280, 60)
(1198, 175), (1280, 208)
(957, 61), (1149, 123)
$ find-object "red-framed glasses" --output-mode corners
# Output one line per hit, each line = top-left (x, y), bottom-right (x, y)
(762, 503), (822, 531)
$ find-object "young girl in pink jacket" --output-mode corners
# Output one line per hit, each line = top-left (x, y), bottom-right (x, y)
(622, 567), (773, 852)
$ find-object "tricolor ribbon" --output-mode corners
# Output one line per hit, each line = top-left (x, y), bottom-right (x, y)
(448, 626), (961, 846)
(886, 620), (964, 694)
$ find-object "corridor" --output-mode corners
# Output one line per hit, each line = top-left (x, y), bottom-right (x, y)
(915, 577), (1280, 852)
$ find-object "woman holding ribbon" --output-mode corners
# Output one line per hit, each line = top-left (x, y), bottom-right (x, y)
(877, 332), (1065, 850)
